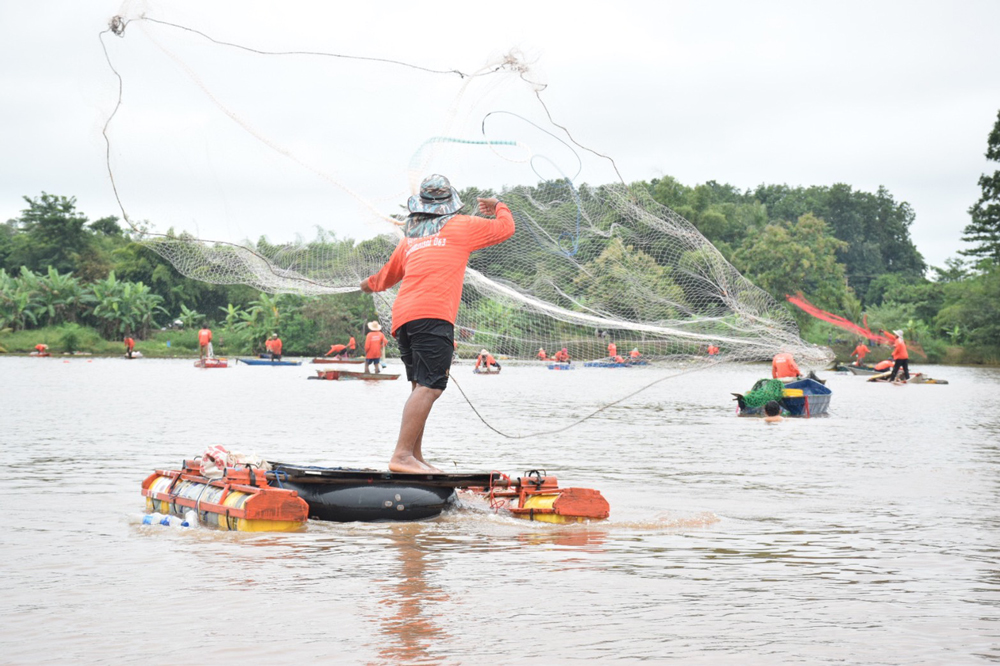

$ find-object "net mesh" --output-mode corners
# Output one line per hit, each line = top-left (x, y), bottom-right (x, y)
(99, 11), (832, 434)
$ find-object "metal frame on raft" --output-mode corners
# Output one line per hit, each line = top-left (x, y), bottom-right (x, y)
(475, 470), (611, 524)
(141, 461), (610, 530)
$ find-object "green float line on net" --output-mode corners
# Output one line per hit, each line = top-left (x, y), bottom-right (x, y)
(409, 137), (525, 172)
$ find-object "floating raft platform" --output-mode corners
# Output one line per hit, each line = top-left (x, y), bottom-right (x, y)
(547, 363), (575, 370)
(237, 358), (302, 366)
(194, 358), (228, 368)
(142, 461), (609, 528)
(310, 369), (400, 381)
(867, 371), (949, 385)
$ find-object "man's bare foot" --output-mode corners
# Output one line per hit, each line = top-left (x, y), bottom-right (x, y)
(389, 455), (431, 474)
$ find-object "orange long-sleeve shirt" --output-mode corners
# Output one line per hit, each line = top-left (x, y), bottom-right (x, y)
(891, 337), (908, 360)
(365, 204), (515, 334)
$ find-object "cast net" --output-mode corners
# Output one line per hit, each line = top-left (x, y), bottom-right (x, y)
(99, 8), (831, 434)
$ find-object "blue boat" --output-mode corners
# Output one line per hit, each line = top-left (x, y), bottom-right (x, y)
(583, 359), (649, 368)
(735, 377), (832, 417)
(547, 363), (575, 370)
(237, 358), (303, 366)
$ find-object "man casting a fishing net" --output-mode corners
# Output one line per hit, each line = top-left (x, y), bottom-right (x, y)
(361, 175), (515, 473)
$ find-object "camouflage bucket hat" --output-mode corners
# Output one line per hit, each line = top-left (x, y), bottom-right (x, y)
(407, 174), (463, 216)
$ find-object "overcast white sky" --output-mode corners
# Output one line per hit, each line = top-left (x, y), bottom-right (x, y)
(2, 0), (999, 269)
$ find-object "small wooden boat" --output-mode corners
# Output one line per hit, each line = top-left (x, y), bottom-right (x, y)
(547, 363), (575, 370)
(311, 357), (364, 364)
(734, 377), (832, 417)
(310, 369), (400, 381)
(473, 367), (500, 374)
(237, 358), (303, 366)
(29, 351), (51, 357)
(194, 358), (228, 368)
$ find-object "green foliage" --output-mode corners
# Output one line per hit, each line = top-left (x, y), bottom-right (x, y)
(176, 303), (205, 328)
(733, 213), (851, 319)
(935, 262), (1000, 355)
(6, 193), (93, 275)
(961, 109), (1000, 263)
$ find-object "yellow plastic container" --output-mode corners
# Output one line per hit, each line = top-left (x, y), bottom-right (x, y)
(782, 388), (804, 397)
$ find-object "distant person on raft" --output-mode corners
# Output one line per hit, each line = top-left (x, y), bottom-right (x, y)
(607, 340), (617, 359)
(324, 336), (356, 358)
(265, 333), (283, 361)
(553, 348), (571, 363)
(772, 352), (802, 380)
(198, 325), (212, 360)
(361, 174), (515, 474)
(475, 349), (501, 373)
(364, 321), (388, 374)
(850, 341), (870, 366)
(537, 347), (547, 361)
(884, 329), (910, 382)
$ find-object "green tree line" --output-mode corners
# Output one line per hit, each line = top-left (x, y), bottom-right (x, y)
(3, 110), (998, 362)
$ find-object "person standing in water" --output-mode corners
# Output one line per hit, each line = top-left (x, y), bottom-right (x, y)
(124, 335), (135, 359)
(361, 174), (515, 473)
(763, 400), (784, 423)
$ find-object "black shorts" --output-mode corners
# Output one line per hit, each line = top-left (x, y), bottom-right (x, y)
(395, 318), (454, 390)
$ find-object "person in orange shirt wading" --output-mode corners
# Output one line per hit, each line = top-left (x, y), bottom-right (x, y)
(361, 174), (515, 473)
(124, 335), (135, 359)
(198, 326), (212, 360)
(364, 321), (388, 374)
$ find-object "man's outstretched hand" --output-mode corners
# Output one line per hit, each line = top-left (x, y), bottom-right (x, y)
(477, 197), (499, 216)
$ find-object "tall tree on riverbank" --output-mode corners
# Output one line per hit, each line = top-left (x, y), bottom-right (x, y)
(962, 109), (1000, 264)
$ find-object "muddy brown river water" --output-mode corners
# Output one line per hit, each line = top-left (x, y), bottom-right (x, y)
(2, 357), (998, 663)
